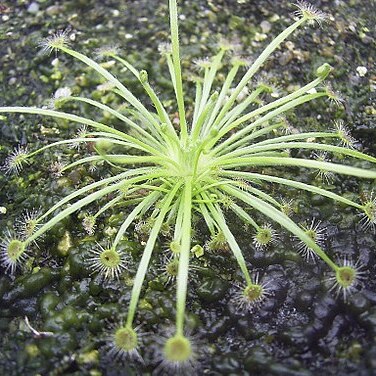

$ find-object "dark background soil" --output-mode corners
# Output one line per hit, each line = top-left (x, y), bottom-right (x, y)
(0, 1), (375, 375)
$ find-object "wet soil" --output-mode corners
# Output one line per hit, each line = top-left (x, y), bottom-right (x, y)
(0, 1), (375, 375)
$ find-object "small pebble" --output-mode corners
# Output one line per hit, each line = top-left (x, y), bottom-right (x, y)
(254, 32), (267, 42)
(27, 2), (39, 14)
(356, 66), (367, 77)
(260, 20), (271, 33)
(46, 5), (63, 16)
(285, 41), (295, 51)
(279, 51), (293, 66)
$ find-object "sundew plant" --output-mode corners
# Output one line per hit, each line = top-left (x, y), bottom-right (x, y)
(1, 0), (376, 372)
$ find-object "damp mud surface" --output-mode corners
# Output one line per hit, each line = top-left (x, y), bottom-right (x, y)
(0, 1), (375, 375)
